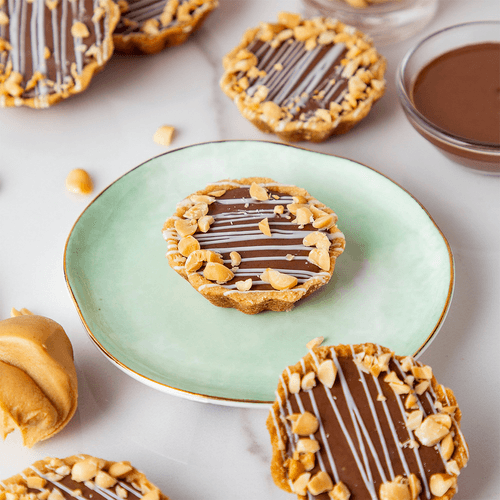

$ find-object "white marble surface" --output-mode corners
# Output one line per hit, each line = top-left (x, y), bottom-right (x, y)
(0, 0), (499, 498)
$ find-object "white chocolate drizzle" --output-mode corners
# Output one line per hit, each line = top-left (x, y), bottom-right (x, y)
(274, 346), (454, 499)
(244, 39), (349, 119)
(166, 183), (344, 291)
(115, 0), (211, 35)
(27, 466), (143, 500)
(1, 0), (114, 104)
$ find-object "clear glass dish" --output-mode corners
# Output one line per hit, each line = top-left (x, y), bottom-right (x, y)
(302, 0), (438, 45)
(396, 21), (500, 175)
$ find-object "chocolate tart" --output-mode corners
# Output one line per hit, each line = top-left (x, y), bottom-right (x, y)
(113, 0), (218, 54)
(267, 342), (469, 500)
(0, 0), (120, 108)
(0, 454), (170, 500)
(220, 12), (386, 142)
(162, 177), (345, 314)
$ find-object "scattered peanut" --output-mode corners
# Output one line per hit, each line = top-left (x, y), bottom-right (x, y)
(296, 438), (320, 454)
(71, 21), (90, 38)
(108, 462), (133, 478)
(178, 235), (200, 257)
(415, 413), (452, 447)
(301, 371), (316, 391)
(235, 278), (252, 291)
(229, 251), (242, 268)
(197, 215), (214, 233)
(258, 218), (272, 236)
(184, 203), (209, 220)
(308, 248), (330, 271)
(288, 372), (301, 394)
(292, 473), (311, 496)
(249, 182), (269, 201)
(153, 125), (175, 146)
(329, 482), (351, 500)
(295, 207), (313, 225)
(308, 471), (333, 495)
(429, 474), (456, 497)
(303, 231), (331, 249)
(318, 359), (337, 388)
(174, 218), (198, 238)
(291, 411), (319, 436)
(379, 477), (411, 500)
(313, 213), (335, 229)
(66, 168), (93, 195)
(262, 268), (298, 290)
(94, 471), (117, 489)
(203, 262), (234, 284)
(71, 457), (100, 482)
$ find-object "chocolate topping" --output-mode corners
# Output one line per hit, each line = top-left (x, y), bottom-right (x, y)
(116, 0), (187, 35)
(285, 354), (446, 499)
(244, 39), (350, 120)
(0, 455), (169, 500)
(27, 471), (142, 500)
(269, 345), (468, 499)
(0, 0), (118, 107)
(195, 186), (339, 290)
(411, 42), (500, 145)
(220, 14), (387, 142)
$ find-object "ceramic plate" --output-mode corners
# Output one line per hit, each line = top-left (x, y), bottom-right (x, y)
(64, 141), (453, 406)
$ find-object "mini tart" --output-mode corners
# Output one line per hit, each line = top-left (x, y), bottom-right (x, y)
(0, 0), (120, 109)
(113, 0), (218, 54)
(0, 454), (170, 500)
(162, 177), (345, 314)
(220, 12), (386, 142)
(267, 342), (469, 500)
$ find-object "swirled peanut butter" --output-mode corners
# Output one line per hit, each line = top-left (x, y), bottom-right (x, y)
(0, 312), (77, 447)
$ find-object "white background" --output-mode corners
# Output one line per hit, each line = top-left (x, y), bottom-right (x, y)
(0, 1), (499, 499)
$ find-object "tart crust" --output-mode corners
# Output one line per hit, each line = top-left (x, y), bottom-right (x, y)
(220, 12), (386, 142)
(267, 342), (469, 500)
(0, 454), (170, 500)
(162, 177), (345, 314)
(0, 0), (120, 109)
(113, 0), (218, 54)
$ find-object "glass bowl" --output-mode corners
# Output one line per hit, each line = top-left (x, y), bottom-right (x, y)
(302, 0), (438, 45)
(396, 21), (500, 175)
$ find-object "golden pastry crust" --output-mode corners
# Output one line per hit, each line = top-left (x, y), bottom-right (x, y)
(113, 0), (218, 54)
(0, 314), (78, 447)
(0, 454), (170, 500)
(267, 343), (469, 500)
(220, 12), (386, 142)
(0, 0), (120, 109)
(162, 177), (345, 314)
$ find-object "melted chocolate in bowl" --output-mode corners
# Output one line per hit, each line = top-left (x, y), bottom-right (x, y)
(411, 43), (500, 145)
(407, 41), (500, 173)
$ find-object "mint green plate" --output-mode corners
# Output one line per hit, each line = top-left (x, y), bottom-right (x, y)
(64, 141), (453, 406)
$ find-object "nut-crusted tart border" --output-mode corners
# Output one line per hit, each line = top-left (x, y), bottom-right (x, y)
(0, 454), (170, 500)
(0, 0), (120, 109)
(267, 342), (469, 500)
(220, 12), (387, 142)
(113, 0), (218, 54)
(162, 177), (345, 315)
